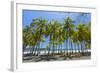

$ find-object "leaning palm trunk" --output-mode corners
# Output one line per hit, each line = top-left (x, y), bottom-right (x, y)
(70, 41), (73, 54)
(83, 41), (86, 54)
(77, 43), (80, 53)
(80, 42), (83, 55)
(32, 46), (35, 56)
(81, 41), (85, 55)
(48, 48), (50, 56)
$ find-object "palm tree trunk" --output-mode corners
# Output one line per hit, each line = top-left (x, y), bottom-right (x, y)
(80, 42), (83, 54)
(78, 43), (80, 53)
(71, 41), (73, 54)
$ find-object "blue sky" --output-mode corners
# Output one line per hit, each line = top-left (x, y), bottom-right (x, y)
(23, 10), (91, 27)
(23, 10), (91, 49)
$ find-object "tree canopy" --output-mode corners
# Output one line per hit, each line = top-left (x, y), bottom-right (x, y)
(23, 17), (91, 50)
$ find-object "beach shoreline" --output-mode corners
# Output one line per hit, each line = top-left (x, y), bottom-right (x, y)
(23, 54), (91, 63)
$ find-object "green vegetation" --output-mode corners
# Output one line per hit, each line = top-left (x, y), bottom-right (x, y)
(23, 17), (91, 56)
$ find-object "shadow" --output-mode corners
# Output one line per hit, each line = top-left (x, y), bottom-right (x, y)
(7, 68), (13, 72)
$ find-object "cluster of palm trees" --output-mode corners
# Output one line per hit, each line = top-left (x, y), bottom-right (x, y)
(23, 17), (91, 56)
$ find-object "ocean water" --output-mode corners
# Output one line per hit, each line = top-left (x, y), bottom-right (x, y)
(23, 48), (91, 55)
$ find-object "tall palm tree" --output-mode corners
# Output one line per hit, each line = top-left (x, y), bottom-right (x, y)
(63, 17), (74, 54)
(76, 23), (89, 54)
(23, 25), (37, 56)
(85, 22), (91, 49)
(71, 29), (81, 53)
(49, 20), (61, 55)
(23, 15), (91, 60)
(30, 17), (48, 56)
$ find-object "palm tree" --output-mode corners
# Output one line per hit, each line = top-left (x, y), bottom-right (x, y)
(76, 13), (91, 55)
(71, 29), (81, 54)
(49, 20), (61, 55)
(44, 23), (52, 55)
(57, 25), (66, 54)
(23, 25), (38, 57)
(23, 15), (91, 61)
(63, 17), (74, 55)
(85, 22), (91, 49)
(76, 23), (89, 54)
(82, 22), (91, 55)
(30, 17), (48, 56)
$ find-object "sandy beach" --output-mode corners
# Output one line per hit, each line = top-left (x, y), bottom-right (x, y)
(23, 55), (91, 63)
